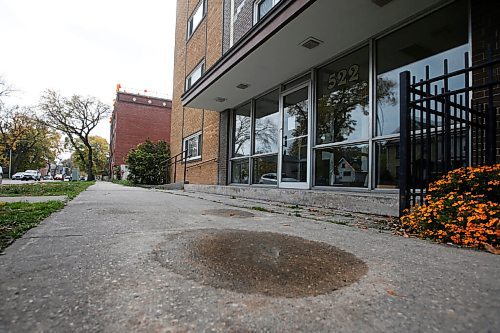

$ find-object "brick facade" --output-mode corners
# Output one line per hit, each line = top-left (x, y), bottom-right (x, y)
(110, 92), (172, 174)
(172, 0), (223, 184)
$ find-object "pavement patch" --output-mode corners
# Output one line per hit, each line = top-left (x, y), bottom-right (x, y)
(202, 209), (255, 218)
(153, 229), (367, 298)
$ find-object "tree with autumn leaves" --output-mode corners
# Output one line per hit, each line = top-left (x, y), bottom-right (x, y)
(68, 135), (109, 177)
(0, 79), (61, 175)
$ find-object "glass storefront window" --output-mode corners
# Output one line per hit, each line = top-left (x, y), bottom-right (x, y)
(376, 0), (468, 136)
(232, 103), (251, 157)
(231, 158), (249, 184)
(375, 140), (399, 189)
(227, 0), (470, 190)
(252, 155), (278, 185)
(314, 144), (369, 187)
(316, 46), (369, 145)
(254, 90), (279, 154)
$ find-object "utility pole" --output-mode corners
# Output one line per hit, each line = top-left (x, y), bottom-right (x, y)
(9, 148), (12, 178)
(1, 139), (29, 178)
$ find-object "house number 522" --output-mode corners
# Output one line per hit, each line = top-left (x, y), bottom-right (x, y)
(327, 64), (360, 90)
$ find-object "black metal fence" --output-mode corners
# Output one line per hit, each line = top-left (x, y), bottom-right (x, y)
(399, 53), (499, 215)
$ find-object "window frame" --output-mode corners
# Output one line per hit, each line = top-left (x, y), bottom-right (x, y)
(185, 59), (205, 91)
(253, 0), (280, 24)
(187, 0), (207, 40)
(229, 88), (280, 186)
(183, 131), (202, 162)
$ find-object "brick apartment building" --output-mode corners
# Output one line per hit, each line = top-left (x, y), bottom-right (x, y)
(110, 90), (172, 179)
(172, 0), (499, 215)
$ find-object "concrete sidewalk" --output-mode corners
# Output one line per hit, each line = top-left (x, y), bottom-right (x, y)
(0, 182), (498, 332)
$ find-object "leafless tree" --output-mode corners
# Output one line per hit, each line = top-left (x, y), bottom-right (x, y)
(233, 115), (278, 156)
(38, 90), (110, 181)
(0, 77), (14, 101)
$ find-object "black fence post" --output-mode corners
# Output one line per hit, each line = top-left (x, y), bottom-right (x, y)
(183, 152), (187, 184)
(173, 155), (177, 183)
(486, 59), (497, 165)
(399, 71), (411, 216)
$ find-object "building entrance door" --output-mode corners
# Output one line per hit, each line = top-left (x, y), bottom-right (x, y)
(279, 83), (310, 189)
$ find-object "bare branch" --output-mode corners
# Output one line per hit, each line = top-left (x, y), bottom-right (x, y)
(38, 90), (110, 180)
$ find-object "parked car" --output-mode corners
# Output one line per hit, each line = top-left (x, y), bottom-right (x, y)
(79, 176), (87, 181)
(64, 175), (72, 181)
(42, 174), (54, 180)
(0, 166), (3, 184)
(259, 173), (298, 184)
(12, 172), (24, 180)
(54, 174), (63, 181)
(21, 170), (41, 181)
(259, 173), (278, 184)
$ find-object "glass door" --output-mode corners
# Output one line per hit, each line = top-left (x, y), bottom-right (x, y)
(279, 83), (310, 189)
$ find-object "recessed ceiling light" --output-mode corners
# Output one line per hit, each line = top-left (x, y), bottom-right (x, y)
(215, 97), (227, 102)
(236, 83), (250, 89)
(299, 37), (323, 50)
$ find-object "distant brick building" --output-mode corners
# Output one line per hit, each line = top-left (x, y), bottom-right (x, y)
(110, 90), (172, 179)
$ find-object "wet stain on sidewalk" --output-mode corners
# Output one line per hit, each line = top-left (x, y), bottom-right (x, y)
(153, 229), (367, 298)
(202, 209), (255, 218)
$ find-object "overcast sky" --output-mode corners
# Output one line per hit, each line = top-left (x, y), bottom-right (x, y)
(0, 0), (177, 140)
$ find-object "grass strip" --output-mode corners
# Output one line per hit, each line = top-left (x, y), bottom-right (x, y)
(0, 181), (95, 199)
(0, 201), (65, 252)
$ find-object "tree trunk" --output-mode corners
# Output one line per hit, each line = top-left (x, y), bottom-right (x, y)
(12, 151), (24, 175)
(86, 145), (95, 181)
(68, 135), (87, 168)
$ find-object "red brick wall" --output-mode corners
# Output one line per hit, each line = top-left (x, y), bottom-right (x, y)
(110, 92), (172, 167)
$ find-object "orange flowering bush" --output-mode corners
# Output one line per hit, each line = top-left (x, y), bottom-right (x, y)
(401, 164), (500, 249)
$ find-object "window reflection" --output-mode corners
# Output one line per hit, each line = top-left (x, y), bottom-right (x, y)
(232, 103), (251, 157)
(283, 87), (308, 139)
(316, 46), (369, 145)
(252, 155), (278, 184)
(254, 90), (279, 154)
(231, 159), (249, 184)
(315, 144), (369, 187)
(376, 0), (468, 136)
(282, 137), (307, 182)
(375, 140), (400, 188)
(282, 87), (308, 182)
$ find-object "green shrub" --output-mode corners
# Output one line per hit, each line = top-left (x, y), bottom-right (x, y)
(125, 140), (170, 185)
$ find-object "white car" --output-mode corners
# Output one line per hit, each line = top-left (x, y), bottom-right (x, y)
(12, 172), (24, 180)
(0, 166), (3, 184)
(21, 170), (41, 181)
(259, 173), (278, 184)
(259, 173), (298, 184)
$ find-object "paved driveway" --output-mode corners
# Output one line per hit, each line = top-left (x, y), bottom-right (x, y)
(0, 182), (498, 332)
